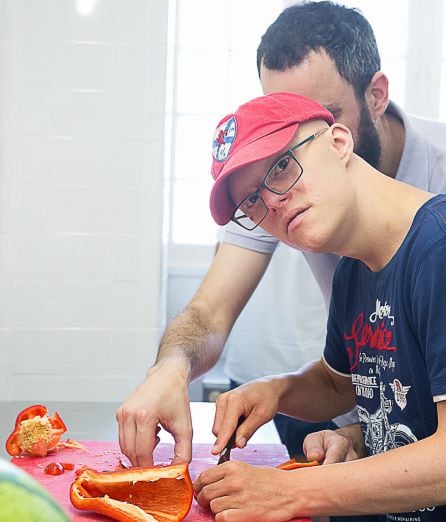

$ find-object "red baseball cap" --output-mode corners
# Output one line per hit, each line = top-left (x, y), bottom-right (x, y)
(209, 92), (334, 225)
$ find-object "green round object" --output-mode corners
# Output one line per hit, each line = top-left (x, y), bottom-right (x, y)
(0, 458), (69, 522)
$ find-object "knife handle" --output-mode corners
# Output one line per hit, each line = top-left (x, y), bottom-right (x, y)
(217, 415), (246, 464)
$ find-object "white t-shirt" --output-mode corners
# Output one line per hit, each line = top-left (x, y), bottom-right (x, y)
(222, 102), (446, 387)
(223, 242), (327, 384)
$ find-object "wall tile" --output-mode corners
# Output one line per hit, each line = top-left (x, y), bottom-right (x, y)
(115, 44), (147, 91)
(10, 328), (112, 374)
(109, 329), (140, 373)
(18, 40), (118, 91)
(47, 281), (140, 329)
(13, 281), (45, 327)
(143, 108), (166, 143)
(16, 234), (114, 281)
(0, 329), (11, 397)
(18, 87), (149, 140)
(16, 86), (52, 136)
(138, 235), (163, 329)
(108, 90), (147, 140)
(0, 233), (13, 328)
(14, 280), (140, 329)
(19, 0), (149, 44)
(45, 186), (142, 234)
(0, 136), (19, 233)
(20, 136), (144, 187)
(73, 0), (149, 43)
(113, 235), (140, 282)
(10, 374), (137, 402)
(47, 89), (114, 138)
(4, 328), (163, 386)
(17, 185), (45, 232)
(18, 0), (55, 40)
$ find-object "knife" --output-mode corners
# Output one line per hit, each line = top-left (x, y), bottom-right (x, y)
(217, 415), (246, 465)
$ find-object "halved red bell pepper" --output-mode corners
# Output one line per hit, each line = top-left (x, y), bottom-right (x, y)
(70, 463), (193, 522)
(6, 404), (67, 457)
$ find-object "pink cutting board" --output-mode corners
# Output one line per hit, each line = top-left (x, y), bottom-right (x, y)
(12, 441), (311, 521)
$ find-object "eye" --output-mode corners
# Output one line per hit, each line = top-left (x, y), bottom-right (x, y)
(270, 155), (292, 180)
(241, 192), (259, 211)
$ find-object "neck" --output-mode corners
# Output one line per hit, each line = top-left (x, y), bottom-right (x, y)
(376, 108), (405, 179)
(338, 160), (433, 271)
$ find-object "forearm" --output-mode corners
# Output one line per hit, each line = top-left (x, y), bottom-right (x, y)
(155, 302), (228, 382)
(155, 243), (271, 382)
(290, 431), (446, 516)
(271, 359), (356, 423)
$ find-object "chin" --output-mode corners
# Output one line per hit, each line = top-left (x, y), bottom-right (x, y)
(282, 238), (319, 254)
(306, 241), (328, 253)
(288, 231), (330, 254)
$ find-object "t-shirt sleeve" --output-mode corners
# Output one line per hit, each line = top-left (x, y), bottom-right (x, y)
(222, 220), (279, 254)
(411, 237), (446, 398)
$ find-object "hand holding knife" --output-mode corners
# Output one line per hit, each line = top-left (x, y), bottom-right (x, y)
(217, 415), (246, 465)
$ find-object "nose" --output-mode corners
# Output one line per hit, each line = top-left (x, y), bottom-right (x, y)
(260, 187), (291, 211)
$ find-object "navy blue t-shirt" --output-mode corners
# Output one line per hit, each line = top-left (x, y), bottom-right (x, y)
(324, 195), (446, 522)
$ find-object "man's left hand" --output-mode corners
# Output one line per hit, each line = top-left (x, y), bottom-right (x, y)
(194, 461), (298, 521)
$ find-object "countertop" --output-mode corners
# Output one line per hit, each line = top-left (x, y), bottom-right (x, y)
(2, 400), (329, 522)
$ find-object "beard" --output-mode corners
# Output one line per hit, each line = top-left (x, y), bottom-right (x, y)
(354, 101), (382, 170)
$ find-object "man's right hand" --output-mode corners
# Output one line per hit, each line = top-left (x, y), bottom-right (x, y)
(303, 423), (366, 464)
(116, 361), (193, 467)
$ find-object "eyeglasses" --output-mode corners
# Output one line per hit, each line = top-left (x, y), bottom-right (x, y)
(231, 127), (328, 231)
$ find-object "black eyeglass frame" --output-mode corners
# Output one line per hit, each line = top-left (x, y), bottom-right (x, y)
(230, 127), (328, 231)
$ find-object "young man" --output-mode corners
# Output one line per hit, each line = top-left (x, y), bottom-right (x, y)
(194, 91), (446, 522)
(116, 2), (446, 469)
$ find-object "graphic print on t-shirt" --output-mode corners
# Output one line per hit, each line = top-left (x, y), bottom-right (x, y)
(357, 382), (417, 454)
(344, 298), (417, 455)
(390, 379), (411, 410)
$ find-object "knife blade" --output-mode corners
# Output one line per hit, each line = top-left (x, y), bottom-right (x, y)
(217, 415), (245, 465)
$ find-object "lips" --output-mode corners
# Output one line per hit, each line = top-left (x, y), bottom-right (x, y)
(284, 207), (308, 233)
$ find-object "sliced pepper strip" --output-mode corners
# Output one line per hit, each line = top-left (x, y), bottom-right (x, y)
(5, 404), (67, 457)
(70, 463), (193, 522)
(57, 438), (88, 452)
(276, 458), (319, 470)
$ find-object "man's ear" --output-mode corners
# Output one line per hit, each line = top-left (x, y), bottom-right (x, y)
(366, 71), (389, 120)
(329, 123), (354, 166)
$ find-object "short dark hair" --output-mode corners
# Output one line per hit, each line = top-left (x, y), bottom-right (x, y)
(257, 1), (381, 99)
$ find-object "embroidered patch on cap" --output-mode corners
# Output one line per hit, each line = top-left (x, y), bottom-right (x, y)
(212, 116), (237, 162)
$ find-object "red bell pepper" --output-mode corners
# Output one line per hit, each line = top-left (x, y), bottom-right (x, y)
(6, 404), (67, 457)
(44, 462), (65, 476)
(70, 463), (193, 522)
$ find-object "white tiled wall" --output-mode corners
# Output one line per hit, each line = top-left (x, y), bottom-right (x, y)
(0, 0), (169, 401)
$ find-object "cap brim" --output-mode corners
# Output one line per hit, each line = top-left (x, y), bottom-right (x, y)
(209, 123), (299, 225)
